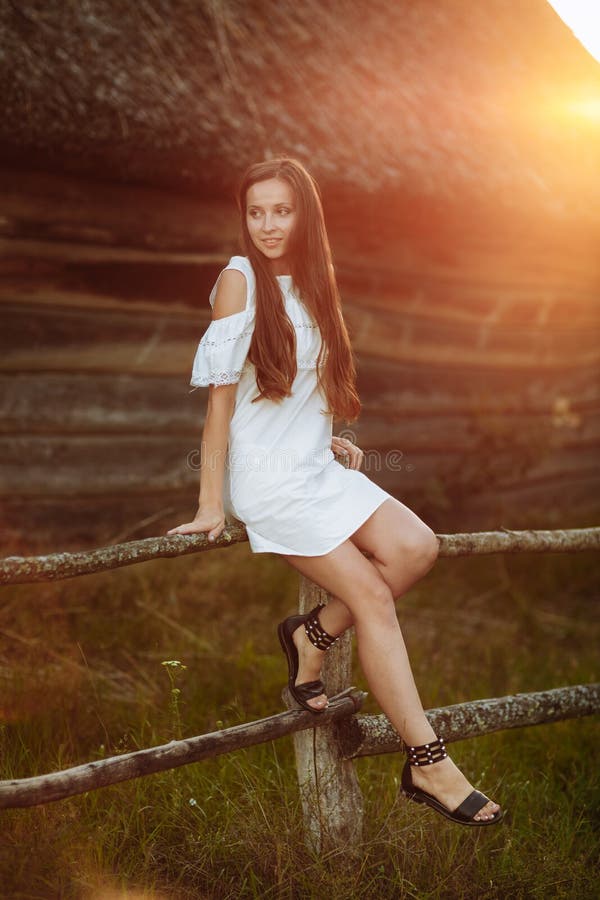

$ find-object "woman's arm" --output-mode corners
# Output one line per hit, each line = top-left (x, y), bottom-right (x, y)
(167, 269), (247, 541)
(198, 385), (236, 509)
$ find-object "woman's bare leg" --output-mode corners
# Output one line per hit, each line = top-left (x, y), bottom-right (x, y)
(278, 500), (500, 821)
(286, 498), (437, 709)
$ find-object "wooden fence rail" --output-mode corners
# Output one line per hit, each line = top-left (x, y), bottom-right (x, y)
(1, 526), (599, 585)
(0, 684), (597, 812)
(0, 688), (363, 810)
(336, 683), (600, 758)
(1, 526), (599, 852)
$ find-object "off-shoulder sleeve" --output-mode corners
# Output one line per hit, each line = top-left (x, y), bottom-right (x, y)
(189, 257), (256, 390)
(189, 309), (255, 388)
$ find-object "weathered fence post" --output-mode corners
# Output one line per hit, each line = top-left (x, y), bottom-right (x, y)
(289, 577), (364, 853)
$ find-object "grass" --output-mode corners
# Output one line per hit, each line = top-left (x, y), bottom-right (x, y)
(0, 539), (598, 899)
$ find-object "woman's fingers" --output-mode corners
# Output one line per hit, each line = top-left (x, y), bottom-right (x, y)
(166, 522), (198, 535)
(350, 451), (363, 470)
(166, 519), (225, 539)
(331, 437), (364, 470)
(207, 522), (225, 542)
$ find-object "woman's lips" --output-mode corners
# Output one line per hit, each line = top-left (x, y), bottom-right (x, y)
(262, 238), (282, 247)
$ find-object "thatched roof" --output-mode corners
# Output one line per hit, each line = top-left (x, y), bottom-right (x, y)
(1, 0), (599, 215)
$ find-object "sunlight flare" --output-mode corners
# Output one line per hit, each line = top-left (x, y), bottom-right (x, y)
(546, 0), (600, 65)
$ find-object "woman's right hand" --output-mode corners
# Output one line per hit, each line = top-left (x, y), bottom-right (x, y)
(166, 505), (226, 542)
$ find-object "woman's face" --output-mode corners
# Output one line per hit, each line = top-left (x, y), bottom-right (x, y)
(245, 177), (297, 271)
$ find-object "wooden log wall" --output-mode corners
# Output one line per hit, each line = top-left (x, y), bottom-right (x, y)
(1, 167), (598, 554)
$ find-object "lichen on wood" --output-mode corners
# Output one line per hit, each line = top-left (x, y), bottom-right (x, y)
(0, 687), (364, 810)
(1, 527), (598, 585)
(336, 683), (600, 759)
(0, 526), (248, 584)
(437, 527), (600, 557)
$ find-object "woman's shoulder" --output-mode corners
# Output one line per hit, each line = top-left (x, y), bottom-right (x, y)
(209, 256), (256, 310)
(224, 255), (255, 277)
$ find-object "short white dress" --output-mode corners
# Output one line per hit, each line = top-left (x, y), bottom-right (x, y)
(189, 256), (394, 555)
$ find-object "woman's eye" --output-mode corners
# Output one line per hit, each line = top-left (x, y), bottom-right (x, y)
(278, 208), (291, 215)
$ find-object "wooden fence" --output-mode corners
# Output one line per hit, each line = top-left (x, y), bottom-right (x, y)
(1, 526), (599, 852)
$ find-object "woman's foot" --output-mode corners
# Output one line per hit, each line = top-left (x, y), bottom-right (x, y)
(291, 622), (328, 711)
(409, 755), (500, 821)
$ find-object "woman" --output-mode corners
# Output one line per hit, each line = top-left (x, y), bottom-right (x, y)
(167, 157), (503, 827)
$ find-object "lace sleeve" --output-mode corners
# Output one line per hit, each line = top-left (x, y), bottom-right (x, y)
(189, 308), (255, 389)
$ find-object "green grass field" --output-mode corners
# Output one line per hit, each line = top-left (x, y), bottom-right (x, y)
(0, 540), (598, 899)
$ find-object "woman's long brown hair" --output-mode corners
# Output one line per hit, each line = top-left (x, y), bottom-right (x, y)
(237, 157), (361, 425)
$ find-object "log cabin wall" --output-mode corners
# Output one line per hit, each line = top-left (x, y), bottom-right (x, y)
(1, 166), (598, 554)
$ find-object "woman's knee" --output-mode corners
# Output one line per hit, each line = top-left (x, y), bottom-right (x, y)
(405, 524), (439, 574)
(353, 576), (397, 623)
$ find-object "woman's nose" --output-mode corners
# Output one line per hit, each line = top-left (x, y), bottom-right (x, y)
(263, 213), (275, 231)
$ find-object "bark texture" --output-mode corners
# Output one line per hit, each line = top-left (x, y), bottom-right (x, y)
(2, 527), (598, 585)
(0, 688), (364, 810)
(336, 683), (600, 759)
(287, 577), (365, 854)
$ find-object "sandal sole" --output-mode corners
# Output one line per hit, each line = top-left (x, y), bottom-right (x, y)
(401, 760), (504, 827)
(402, 788), (504, 826)
(403, 791), (504, 828)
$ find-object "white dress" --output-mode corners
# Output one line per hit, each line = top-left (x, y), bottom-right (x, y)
(189, 256), (393, 556)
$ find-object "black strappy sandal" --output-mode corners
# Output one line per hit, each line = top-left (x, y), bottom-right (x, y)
(277, 602), (340, 713)
(401, 736), (504, 826)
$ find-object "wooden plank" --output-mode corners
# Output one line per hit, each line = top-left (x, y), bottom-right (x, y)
(3, 372), (598, 428)
(344, 307), (600, 369)
(2, 298), (598, 376)
(0, 301), (207, 377)
(0, 167), (238, 251)
(357, 354), (600, 398)
(3, 464), (599, 560)
(0, 433), (597, 499)
(4, 236), (598, 330)
(340, 277), (599, 329)
(0, 490), (192, 556)
(0, 238), (227, 265)
(0, 373), (198, 432)
(354, 410), (600, 453)
(0, 435), (197, 493)
(4, 372), (599, 445)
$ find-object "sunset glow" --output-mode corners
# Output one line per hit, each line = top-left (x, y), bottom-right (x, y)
(546, 1), (600, 65)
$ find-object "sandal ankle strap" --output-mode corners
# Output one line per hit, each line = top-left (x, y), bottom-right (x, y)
(405, 736), (447, 766)
(304, 603), (340, 651)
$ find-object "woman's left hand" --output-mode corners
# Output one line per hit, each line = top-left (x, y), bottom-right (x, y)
(331, 435), (364, 470)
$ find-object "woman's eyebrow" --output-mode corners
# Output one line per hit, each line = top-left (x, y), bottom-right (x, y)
(247, 202), (294, 210)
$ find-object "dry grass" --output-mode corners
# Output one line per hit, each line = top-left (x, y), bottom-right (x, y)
(0, 539), (598, 898)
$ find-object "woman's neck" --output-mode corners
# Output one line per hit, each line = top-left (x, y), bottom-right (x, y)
(269, 257), (291, 277)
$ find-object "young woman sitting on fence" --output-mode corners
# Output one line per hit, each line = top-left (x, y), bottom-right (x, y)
(167, 157), (503, 827)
